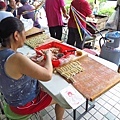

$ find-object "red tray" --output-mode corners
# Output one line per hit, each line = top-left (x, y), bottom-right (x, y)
(35, 41), (76, 67)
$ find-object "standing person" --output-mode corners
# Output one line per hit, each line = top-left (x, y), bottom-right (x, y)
(33, 0), (44, 19)
(45, 0), (69, 40)
(0, 1), (13, 21)
(6, 0), (17, 17)
(0, 17), (64, 120)
(67, 0), (95, 49)
(17, 0), (41, 28)
(15, 0), (22, 8)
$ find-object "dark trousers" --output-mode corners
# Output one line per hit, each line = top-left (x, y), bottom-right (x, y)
(67, 27), (85, 49)
(49, 26), (62, 40)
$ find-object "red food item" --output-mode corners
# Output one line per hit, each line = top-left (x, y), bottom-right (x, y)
(35, 42), (76, 67)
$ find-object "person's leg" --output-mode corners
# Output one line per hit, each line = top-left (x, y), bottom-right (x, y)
(10, 89), (64, 120)
(55, 104), (65, 120)
(67, 27), (75, 46)
(55, 26), (62, 40)
(75, 28), (85, 49)
(49, 99), (64, 120)
(49, 27), (56, 38)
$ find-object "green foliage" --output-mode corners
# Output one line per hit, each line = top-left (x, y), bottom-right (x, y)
(87, 0), (107, 4)
(65, 0), (113, 16)
(98, 7), (114, 16)
(65, 0), (71, 5)
(88, 0), (107, 3)
(65, 0), (107, 5)
(65, 5), (70, 14)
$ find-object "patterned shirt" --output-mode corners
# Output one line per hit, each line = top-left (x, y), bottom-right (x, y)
(0, 49), (40, 107)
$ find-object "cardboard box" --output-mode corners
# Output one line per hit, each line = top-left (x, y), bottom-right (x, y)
(86, 15), (108, 34)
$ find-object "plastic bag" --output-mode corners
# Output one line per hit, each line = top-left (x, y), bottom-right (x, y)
(105, 8), (119, 30)
(20, 15), (34, 31)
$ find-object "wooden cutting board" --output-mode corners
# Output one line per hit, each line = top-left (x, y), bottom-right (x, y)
(70, 56), (120, 101)
(25, 27), (44, 38)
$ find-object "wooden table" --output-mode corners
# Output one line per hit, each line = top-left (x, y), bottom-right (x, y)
(71, 55), (120, 101)
(53, 48), (120, 119)
(70, 55), (120, 119)
(17, 40), (120, 120)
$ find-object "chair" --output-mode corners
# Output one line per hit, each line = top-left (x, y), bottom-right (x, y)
(82, 35), (98, 56)
(0, 93), (42, 120)
(62, 25), (97, 49)
(84, 35), (96, 49)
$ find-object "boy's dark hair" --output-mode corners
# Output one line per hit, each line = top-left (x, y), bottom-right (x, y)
(0, 1), (6, 10)
(21, 0), (27, 5)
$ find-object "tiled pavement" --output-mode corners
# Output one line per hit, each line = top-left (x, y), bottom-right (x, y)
(0, 8), (120, 120)
(2, 83), (120, 120)
(41, 83), (120, 120)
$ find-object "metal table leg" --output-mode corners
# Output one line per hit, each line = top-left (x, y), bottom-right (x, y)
(73, 109), (76, 120)
(73, 98), (95, 120)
